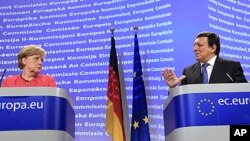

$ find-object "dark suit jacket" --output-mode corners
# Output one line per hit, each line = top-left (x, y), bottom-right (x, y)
(181, 57), (247, 85)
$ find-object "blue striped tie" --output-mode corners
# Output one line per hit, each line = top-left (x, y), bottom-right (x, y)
(202, 63), (209, 84)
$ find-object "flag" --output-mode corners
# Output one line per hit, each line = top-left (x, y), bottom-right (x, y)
(130, 30), (151, 141)
(106, 32), (126, 141)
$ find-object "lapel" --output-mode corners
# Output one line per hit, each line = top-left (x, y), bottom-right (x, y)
(194, 62), (202, 83)
(209, 57), (223, 83)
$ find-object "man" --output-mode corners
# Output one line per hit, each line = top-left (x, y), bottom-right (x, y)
(162, 32), (247, 88)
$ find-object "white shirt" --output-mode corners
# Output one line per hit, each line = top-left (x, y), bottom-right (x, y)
(201, 56), (217, 82)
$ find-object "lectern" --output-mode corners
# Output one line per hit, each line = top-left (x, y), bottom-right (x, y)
(164, 83), (250, 141)
(0, 87), (75, 141)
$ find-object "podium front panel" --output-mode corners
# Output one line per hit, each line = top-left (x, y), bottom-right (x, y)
(0, 87), (75, 141)
(163, 83), (250, 141)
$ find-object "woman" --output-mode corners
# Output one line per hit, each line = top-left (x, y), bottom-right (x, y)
(1, 45), (57, 87)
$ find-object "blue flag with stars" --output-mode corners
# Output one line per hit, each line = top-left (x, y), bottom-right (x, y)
(130, 31), (151, 141)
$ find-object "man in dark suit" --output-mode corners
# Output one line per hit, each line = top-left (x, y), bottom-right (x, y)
(162, 31), (247, 88)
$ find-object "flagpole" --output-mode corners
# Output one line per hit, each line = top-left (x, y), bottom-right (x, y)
(110, 27), (115, 37)
(133, 26), (138, 34)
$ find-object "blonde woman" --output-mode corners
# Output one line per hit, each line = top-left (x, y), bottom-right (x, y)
(1, 45), (56, 87)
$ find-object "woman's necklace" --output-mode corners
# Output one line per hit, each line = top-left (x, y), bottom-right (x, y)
(20, 74), (30, 86)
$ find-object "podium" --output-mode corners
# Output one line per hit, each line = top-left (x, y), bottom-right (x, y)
(163, 83), (250, 141)
(0, 87), (75, 141)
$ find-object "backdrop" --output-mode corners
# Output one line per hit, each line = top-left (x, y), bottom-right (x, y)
(0, 0), (249, 141)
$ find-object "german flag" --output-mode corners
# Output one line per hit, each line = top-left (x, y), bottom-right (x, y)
(106, 31), (126, 141)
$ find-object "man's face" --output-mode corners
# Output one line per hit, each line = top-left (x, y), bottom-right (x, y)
(193, 37), (216, 63)
(22, 55), (44, 73)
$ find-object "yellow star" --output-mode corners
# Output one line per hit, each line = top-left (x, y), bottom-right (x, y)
(143, 116), (149, 124)
(133, 72), (136, 77)
(132, 121), (139, 129)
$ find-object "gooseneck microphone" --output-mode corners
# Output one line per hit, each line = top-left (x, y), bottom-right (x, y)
(226, 73), (234, 82)
(0, 69), (6, 87)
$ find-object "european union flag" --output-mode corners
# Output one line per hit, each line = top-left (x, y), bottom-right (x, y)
(130, 28), (151, 141)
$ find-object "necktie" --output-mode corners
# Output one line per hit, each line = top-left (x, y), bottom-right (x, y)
(202, 63), (209, 84)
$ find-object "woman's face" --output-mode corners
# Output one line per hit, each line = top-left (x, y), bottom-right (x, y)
(22, 55), (44, 74)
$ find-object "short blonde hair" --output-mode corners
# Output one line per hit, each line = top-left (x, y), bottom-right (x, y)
(17, 45), (46, 69)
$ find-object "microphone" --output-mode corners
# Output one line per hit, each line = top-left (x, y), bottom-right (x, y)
(0, 69), (6, 87)
(226, 73), (234, 82)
